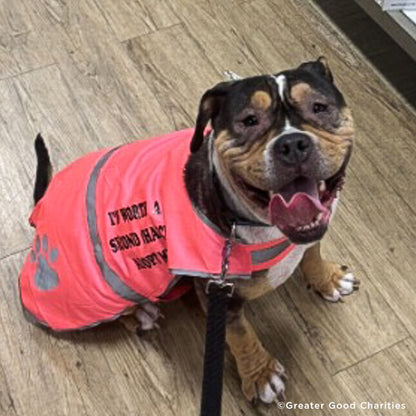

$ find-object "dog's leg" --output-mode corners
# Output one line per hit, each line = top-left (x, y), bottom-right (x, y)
(195, 276), (286, 404)
(226, 298), (286, 404)
(300, 242), (360, 302)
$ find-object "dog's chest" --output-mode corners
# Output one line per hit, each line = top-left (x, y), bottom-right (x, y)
(236, 225), (313, 288)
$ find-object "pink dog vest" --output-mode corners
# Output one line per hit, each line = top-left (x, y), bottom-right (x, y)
(19, 129), (296, 331)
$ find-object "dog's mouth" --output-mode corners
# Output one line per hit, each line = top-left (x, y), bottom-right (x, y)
(235, 167), (346, 244)
(268, 172), (345, 243)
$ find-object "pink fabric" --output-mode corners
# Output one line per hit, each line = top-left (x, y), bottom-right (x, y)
(19, 129), (296, 331)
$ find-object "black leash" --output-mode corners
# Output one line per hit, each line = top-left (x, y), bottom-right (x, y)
(200, 224), (235, 416)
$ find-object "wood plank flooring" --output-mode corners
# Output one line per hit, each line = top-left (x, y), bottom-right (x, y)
(1, 0), (416, 415)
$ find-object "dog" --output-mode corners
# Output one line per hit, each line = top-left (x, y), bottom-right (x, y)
(19, 57), (359, 404)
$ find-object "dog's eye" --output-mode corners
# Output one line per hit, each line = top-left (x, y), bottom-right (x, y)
(313, 102), (328, 114)
(242, 115), (259, 127)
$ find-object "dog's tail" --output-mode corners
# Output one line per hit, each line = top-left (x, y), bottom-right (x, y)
(33, 133), (52, 204)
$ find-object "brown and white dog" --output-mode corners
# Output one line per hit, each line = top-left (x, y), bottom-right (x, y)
(32, 58), (359, 404)
(183, 57), (358, 403)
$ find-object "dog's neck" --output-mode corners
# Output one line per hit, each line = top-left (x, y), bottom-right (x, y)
(184, 133), (284, 243)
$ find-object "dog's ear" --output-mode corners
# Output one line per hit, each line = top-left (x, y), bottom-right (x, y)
(190, 82), (232, 153)
(298, 56), (333, 83)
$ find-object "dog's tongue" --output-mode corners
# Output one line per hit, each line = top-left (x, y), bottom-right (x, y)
(269, 177), (327, 230)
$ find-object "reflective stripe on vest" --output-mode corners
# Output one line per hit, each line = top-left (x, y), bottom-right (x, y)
(86, 147), (150, 304)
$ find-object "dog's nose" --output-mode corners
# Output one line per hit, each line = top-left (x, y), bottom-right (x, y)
(274, 133), (312, 165)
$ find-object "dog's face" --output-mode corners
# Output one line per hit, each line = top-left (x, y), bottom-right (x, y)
(191, 58), (354, 244)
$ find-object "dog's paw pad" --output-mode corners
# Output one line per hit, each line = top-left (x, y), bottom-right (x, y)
(31, 234), (60, 291)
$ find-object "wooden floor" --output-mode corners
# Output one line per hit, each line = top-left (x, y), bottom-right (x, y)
(1, 1), (416, 415)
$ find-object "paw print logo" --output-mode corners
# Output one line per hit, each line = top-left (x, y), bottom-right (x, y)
(29, 235), (59, 291)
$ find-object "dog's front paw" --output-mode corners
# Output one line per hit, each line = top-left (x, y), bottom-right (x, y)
(241, 358), (286, 404)
(309, 262), (360, 303)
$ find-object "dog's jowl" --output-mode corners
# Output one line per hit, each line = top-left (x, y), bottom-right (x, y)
(20, 58), (359, 404)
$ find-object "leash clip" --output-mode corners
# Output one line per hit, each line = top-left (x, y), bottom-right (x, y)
(206, 223), (236, 297)
(205, 280), (235, 297)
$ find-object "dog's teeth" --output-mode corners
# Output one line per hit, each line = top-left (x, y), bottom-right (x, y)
(318, 181), (326, 192)
(316, 213), (323, 222)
